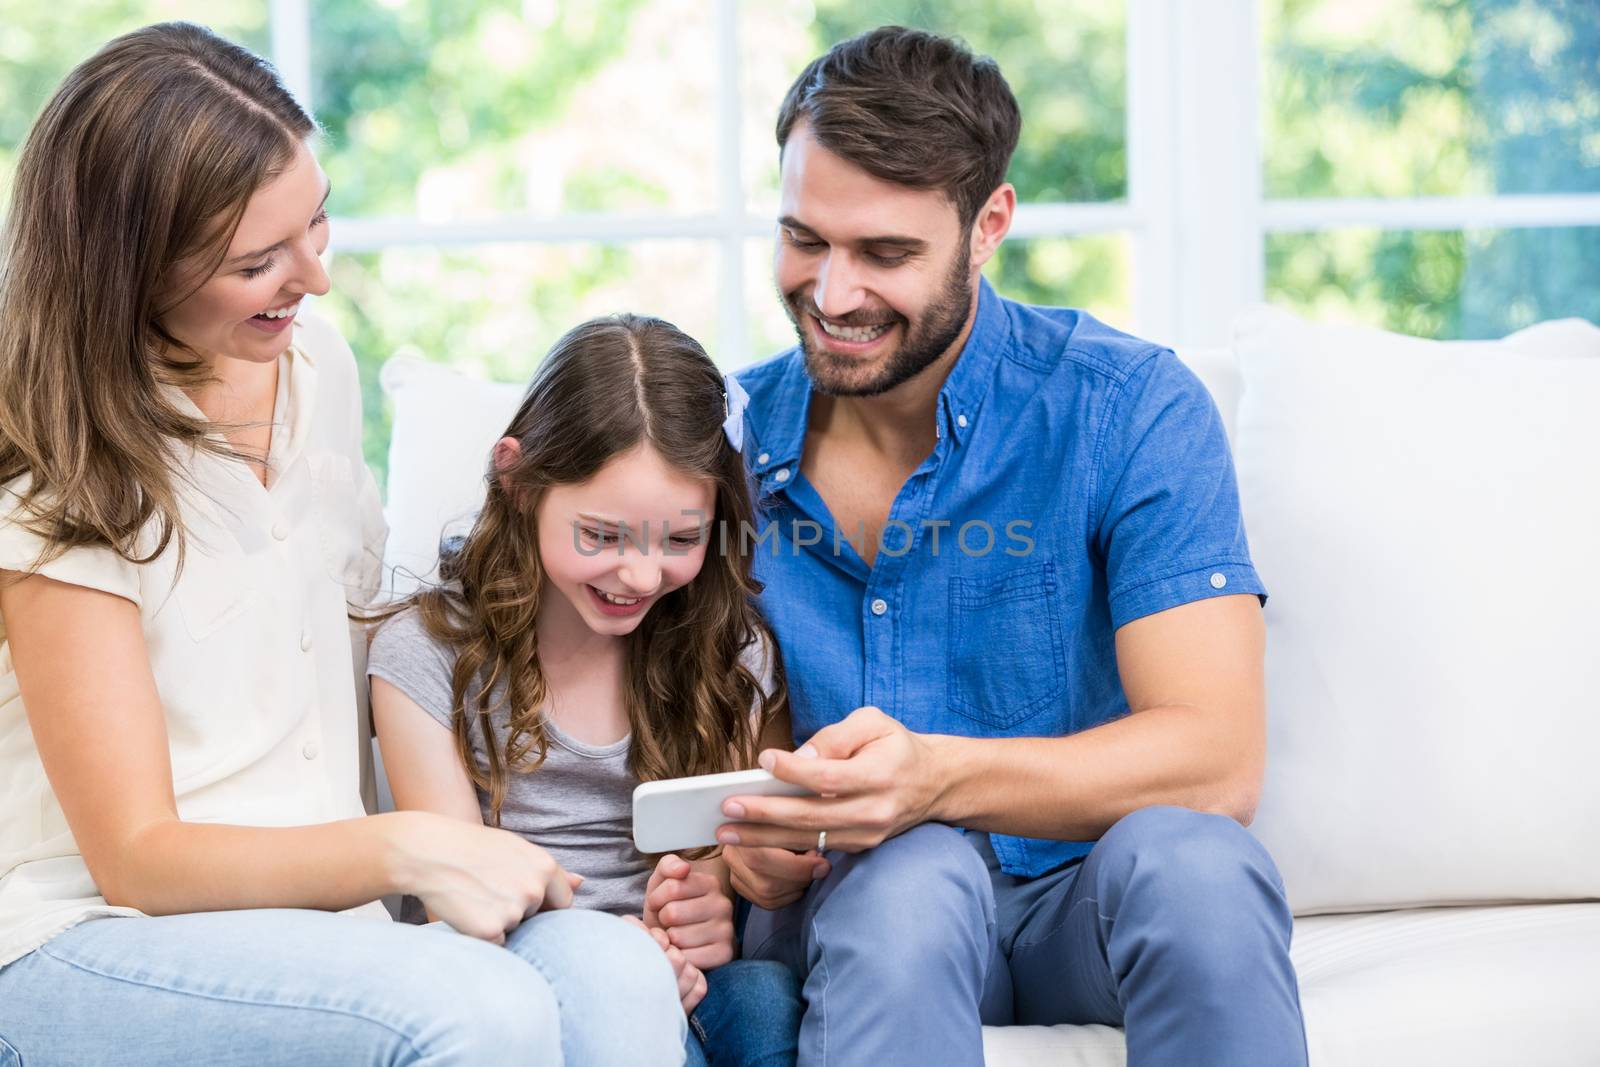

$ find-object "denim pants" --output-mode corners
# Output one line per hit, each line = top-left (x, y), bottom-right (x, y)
(686, 959), (801, 1067)
(743, 806), (1309, 1067)
(0, 906), (686, 1065)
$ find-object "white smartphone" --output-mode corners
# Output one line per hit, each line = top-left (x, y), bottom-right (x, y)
(632, 768), (814, 853)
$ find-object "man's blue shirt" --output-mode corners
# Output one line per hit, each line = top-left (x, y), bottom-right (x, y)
(735, 279), (1266, 877)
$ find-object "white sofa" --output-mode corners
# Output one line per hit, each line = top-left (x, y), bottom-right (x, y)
(376, 307), (1600, 1066)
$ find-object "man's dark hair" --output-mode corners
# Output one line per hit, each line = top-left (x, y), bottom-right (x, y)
(775, 25), (1022, 229)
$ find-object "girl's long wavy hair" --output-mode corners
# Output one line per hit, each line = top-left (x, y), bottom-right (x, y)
(0, 23), (315, 568)
(401, 315), (787, 826)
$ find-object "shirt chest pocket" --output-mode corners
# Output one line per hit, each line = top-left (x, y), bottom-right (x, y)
(946, 563), (1068, 731)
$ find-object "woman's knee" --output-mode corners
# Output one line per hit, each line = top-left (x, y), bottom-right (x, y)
(506, 908), (685, 1063)
(383, 925), (564, 1064)
(0, 916), (564, 1066)
(507, 908), (677, 999)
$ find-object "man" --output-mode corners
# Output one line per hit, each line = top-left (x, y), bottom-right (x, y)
(720, 26), (1308, 1067)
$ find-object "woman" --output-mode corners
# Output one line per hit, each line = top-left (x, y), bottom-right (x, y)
(0, 22), (683, 1065)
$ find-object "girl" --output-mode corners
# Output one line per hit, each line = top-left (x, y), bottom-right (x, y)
(368, 315), (803, 1067)
(0, 23), (682, 1065)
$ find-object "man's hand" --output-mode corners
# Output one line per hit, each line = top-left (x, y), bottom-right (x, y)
(716, 706), (942, 853)
(723, 844), (830, 911)
(643, 854), (736, 970)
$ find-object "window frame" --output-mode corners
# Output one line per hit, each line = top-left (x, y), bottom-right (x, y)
(267, 0), (1600, 355)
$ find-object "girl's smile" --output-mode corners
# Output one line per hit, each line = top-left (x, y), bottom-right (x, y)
(587, 584), (651, 617)
(528, 441), (715, 640)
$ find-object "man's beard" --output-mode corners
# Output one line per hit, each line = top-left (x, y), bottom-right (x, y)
(783, 244), (973, 398)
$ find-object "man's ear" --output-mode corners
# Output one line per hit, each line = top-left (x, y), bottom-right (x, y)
(968, 183), (1016, 272)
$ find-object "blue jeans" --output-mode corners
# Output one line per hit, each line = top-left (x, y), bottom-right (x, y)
(743, 806), (1308, 1067)
(0, 907), (686, 1065)
(685, 959), (800, 1067)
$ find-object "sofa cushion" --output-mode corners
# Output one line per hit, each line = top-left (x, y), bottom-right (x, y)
(980, 902), (1600, 1066)
(381, 355), (523, 592)
(1233, 307), (1600, 915)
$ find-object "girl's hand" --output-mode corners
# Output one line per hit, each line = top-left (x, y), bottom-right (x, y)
(643, 853), (737, 970)
(626, 915), (708, 1014)
(387, 811), (578, 944)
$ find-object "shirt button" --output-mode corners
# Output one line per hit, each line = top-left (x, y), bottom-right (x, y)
(271, 520), (289, 541)
(1210, 572), (1228, 589)
(774, 469), (790, 483)
(299, 631), (313, 651)
(301, 741), (319, 760)
(870, 598), (888, 616)
(957, 414), (969, 428)
(757, 452), (770, 465)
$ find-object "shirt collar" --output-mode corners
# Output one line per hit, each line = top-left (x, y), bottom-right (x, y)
(748, 277), (1011, 490)
(935, 276), (1009, 448)
(274, 333), (318, 476)
(746, 350), (812, 488)
(160, 333), (317, 480)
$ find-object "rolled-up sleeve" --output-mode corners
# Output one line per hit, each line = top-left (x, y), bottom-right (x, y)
(1093, 350), (1266, 631)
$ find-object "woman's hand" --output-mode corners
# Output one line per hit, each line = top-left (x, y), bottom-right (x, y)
(626, 915), (708, 1014)
(643, 853), (736, 970)
(386, 811), (578, 944)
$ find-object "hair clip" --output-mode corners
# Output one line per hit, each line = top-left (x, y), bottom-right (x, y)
(722, 373), (750, 452)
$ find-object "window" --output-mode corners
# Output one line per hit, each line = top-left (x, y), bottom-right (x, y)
(0, 3), (267, 191)
(1261, 0), (1600, 337)
(5, 1), (1597, 482)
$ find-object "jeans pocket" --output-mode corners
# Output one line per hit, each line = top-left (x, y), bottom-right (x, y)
(0, 1032), (20, 1066)
(947, 562), (1067, 730)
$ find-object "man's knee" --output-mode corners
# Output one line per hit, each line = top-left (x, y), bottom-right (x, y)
(824, 824), (988, 915)
(1097, 805), (1278, 890)
(811, 823), (994, 970)
(1090, 805), (1292, 967)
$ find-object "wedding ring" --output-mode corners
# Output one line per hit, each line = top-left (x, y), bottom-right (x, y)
(816, 830), (828, 852)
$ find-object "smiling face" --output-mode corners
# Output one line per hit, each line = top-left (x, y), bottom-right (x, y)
(531, 441), (716, 640)
(159, 139), (332, 368)
(775, 120), (979, 398)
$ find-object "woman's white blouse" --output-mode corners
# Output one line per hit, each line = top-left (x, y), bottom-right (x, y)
(0, 312), (389, 967)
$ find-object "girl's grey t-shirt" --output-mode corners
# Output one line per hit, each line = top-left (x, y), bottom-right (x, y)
(368, 606), (770, 917)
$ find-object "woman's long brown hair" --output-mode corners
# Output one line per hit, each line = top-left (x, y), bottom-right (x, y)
(0, 23), (315, 567)
(401, 315), (788, 827)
